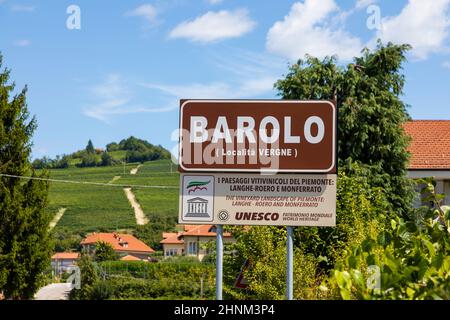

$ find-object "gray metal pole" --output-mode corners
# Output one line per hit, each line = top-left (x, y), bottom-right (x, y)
(216, 225), (223, 300)
(286, 226), (294, 300)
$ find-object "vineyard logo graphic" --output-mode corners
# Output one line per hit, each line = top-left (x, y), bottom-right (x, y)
(187, 180), (210, 194)
(182, 176), (214, 222)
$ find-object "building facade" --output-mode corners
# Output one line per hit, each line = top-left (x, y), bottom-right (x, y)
(51, 252), (80, 275)
(405, 120), (450, 205)
(160, 225), (235, 261)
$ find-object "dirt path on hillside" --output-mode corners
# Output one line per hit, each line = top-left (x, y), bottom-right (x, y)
(130, 164), (142, 175)
(124, 188), (149, 225)
(108, 176), (121, 184)
(49, 208), (66, 230)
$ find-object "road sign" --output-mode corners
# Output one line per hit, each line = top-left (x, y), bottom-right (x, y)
(179, 173), (336, 227)
(234, 260), (250, 289)
(179, 100), (336, 173)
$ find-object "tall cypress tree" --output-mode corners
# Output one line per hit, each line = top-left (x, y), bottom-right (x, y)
(0, 54), (52, 299)
(86, 139), (95, 154)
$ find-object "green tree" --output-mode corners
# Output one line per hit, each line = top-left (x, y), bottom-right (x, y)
(94, 241), (118, 262)
(275, 42), (414, 217)
(69, 254), (98, 300)
(106, 142), (119, 152)
(227, 43), (416, 299)
(0, 54), (52, 299)
(78, 152), (97, 168)
(100, 152), (113, 166)
(85, 139), (95, 154)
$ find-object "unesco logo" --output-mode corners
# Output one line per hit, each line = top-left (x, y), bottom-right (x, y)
(218, 210), (229, 221)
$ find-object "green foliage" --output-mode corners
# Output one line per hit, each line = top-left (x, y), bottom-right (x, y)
(33, 137), (171, 170)
(134, 215), (177, 250)
(226, 167), (386, 299)
(94, 241), (118, 262)
(106, 142), (119, 152)
(0, 54), (52, 299)
(78, 152), (98, 168)
(44, 160), (177, 236)
(294, 166), (387, 271)
(100, 152), (113, 167)
(46, 165), (137, 234)
(86, 139), (95, 154)
(226, 226), (319, 300)
(275, 42), (414, 217)
(328, 179), (450, 300)
(52, 229), (82, 252)
(69, 254), (98, 300)
(71, 261), (215, 300)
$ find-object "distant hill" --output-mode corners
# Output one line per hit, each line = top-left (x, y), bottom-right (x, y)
(32, 136), (171, 169)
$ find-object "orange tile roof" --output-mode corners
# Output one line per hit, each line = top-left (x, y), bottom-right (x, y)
(160, 225), (232, 244)
(51, 252), (80, 260)
(160, 232), (184, 244)
(81, 233), (154, 254)
(182, 225), (232, 237)
(404, 120), (450, 170)
(120, 254), (142, 261)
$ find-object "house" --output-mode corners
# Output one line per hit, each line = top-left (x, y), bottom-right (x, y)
(80, 232), (155, 261)
(51, 252), (80, 275)
(160, 225), (235, 261)
(404, 120), (450, 205)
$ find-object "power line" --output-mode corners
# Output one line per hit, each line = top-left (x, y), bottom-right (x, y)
(0, 173), (178, 189)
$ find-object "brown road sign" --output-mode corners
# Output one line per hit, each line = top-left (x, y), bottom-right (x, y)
(179, 100), (336, 173)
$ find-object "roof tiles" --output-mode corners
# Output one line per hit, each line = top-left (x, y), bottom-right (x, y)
(404, 120), (450, 170)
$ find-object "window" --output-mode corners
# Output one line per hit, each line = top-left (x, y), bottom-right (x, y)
(166, 248), (177, 257)
(188, 242), (198, 255)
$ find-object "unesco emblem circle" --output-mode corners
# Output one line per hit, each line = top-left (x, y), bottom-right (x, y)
(218, 210), (229, 221)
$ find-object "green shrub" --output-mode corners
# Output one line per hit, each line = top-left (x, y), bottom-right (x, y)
(328, 178), (450, 300)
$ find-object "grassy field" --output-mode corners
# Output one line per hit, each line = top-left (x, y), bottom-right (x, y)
(47, 160), (179, 236)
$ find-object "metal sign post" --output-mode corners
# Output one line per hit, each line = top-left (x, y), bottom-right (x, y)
(286, 226), (294, 300)
(216, 225), (223, 300)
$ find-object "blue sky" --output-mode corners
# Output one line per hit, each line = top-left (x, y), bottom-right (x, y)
(0, 0), (449, 158)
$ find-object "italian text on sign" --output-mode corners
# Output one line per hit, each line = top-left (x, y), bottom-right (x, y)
(179, 100), (336, 173)
(179, 173), (336, 227)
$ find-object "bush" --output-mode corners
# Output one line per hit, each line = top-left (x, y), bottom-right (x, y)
(327, 178), (450, 300)
(106, 142), (119, 152)
(71, 260), (215, 300)
(225, 166), (388, 299)
(77, 153), (97, 168)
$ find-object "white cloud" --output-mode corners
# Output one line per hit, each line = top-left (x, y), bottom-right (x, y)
(376, 0), (450, 60)
(355, 0), (378, 10)
(207, 0), (224, 4)
(13, 39), (31, 47)
(140, 78), (277, 99)
(83, 74), (176, 122)
(85, 49), (283, 122)
(11, 4), (35, 12)
(140, 49), (282, 99)
(169, 9), (256, 43)
(443, 61), (450, 69)
(266, 0), (363, 61)
(126, 4), (157, 24)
